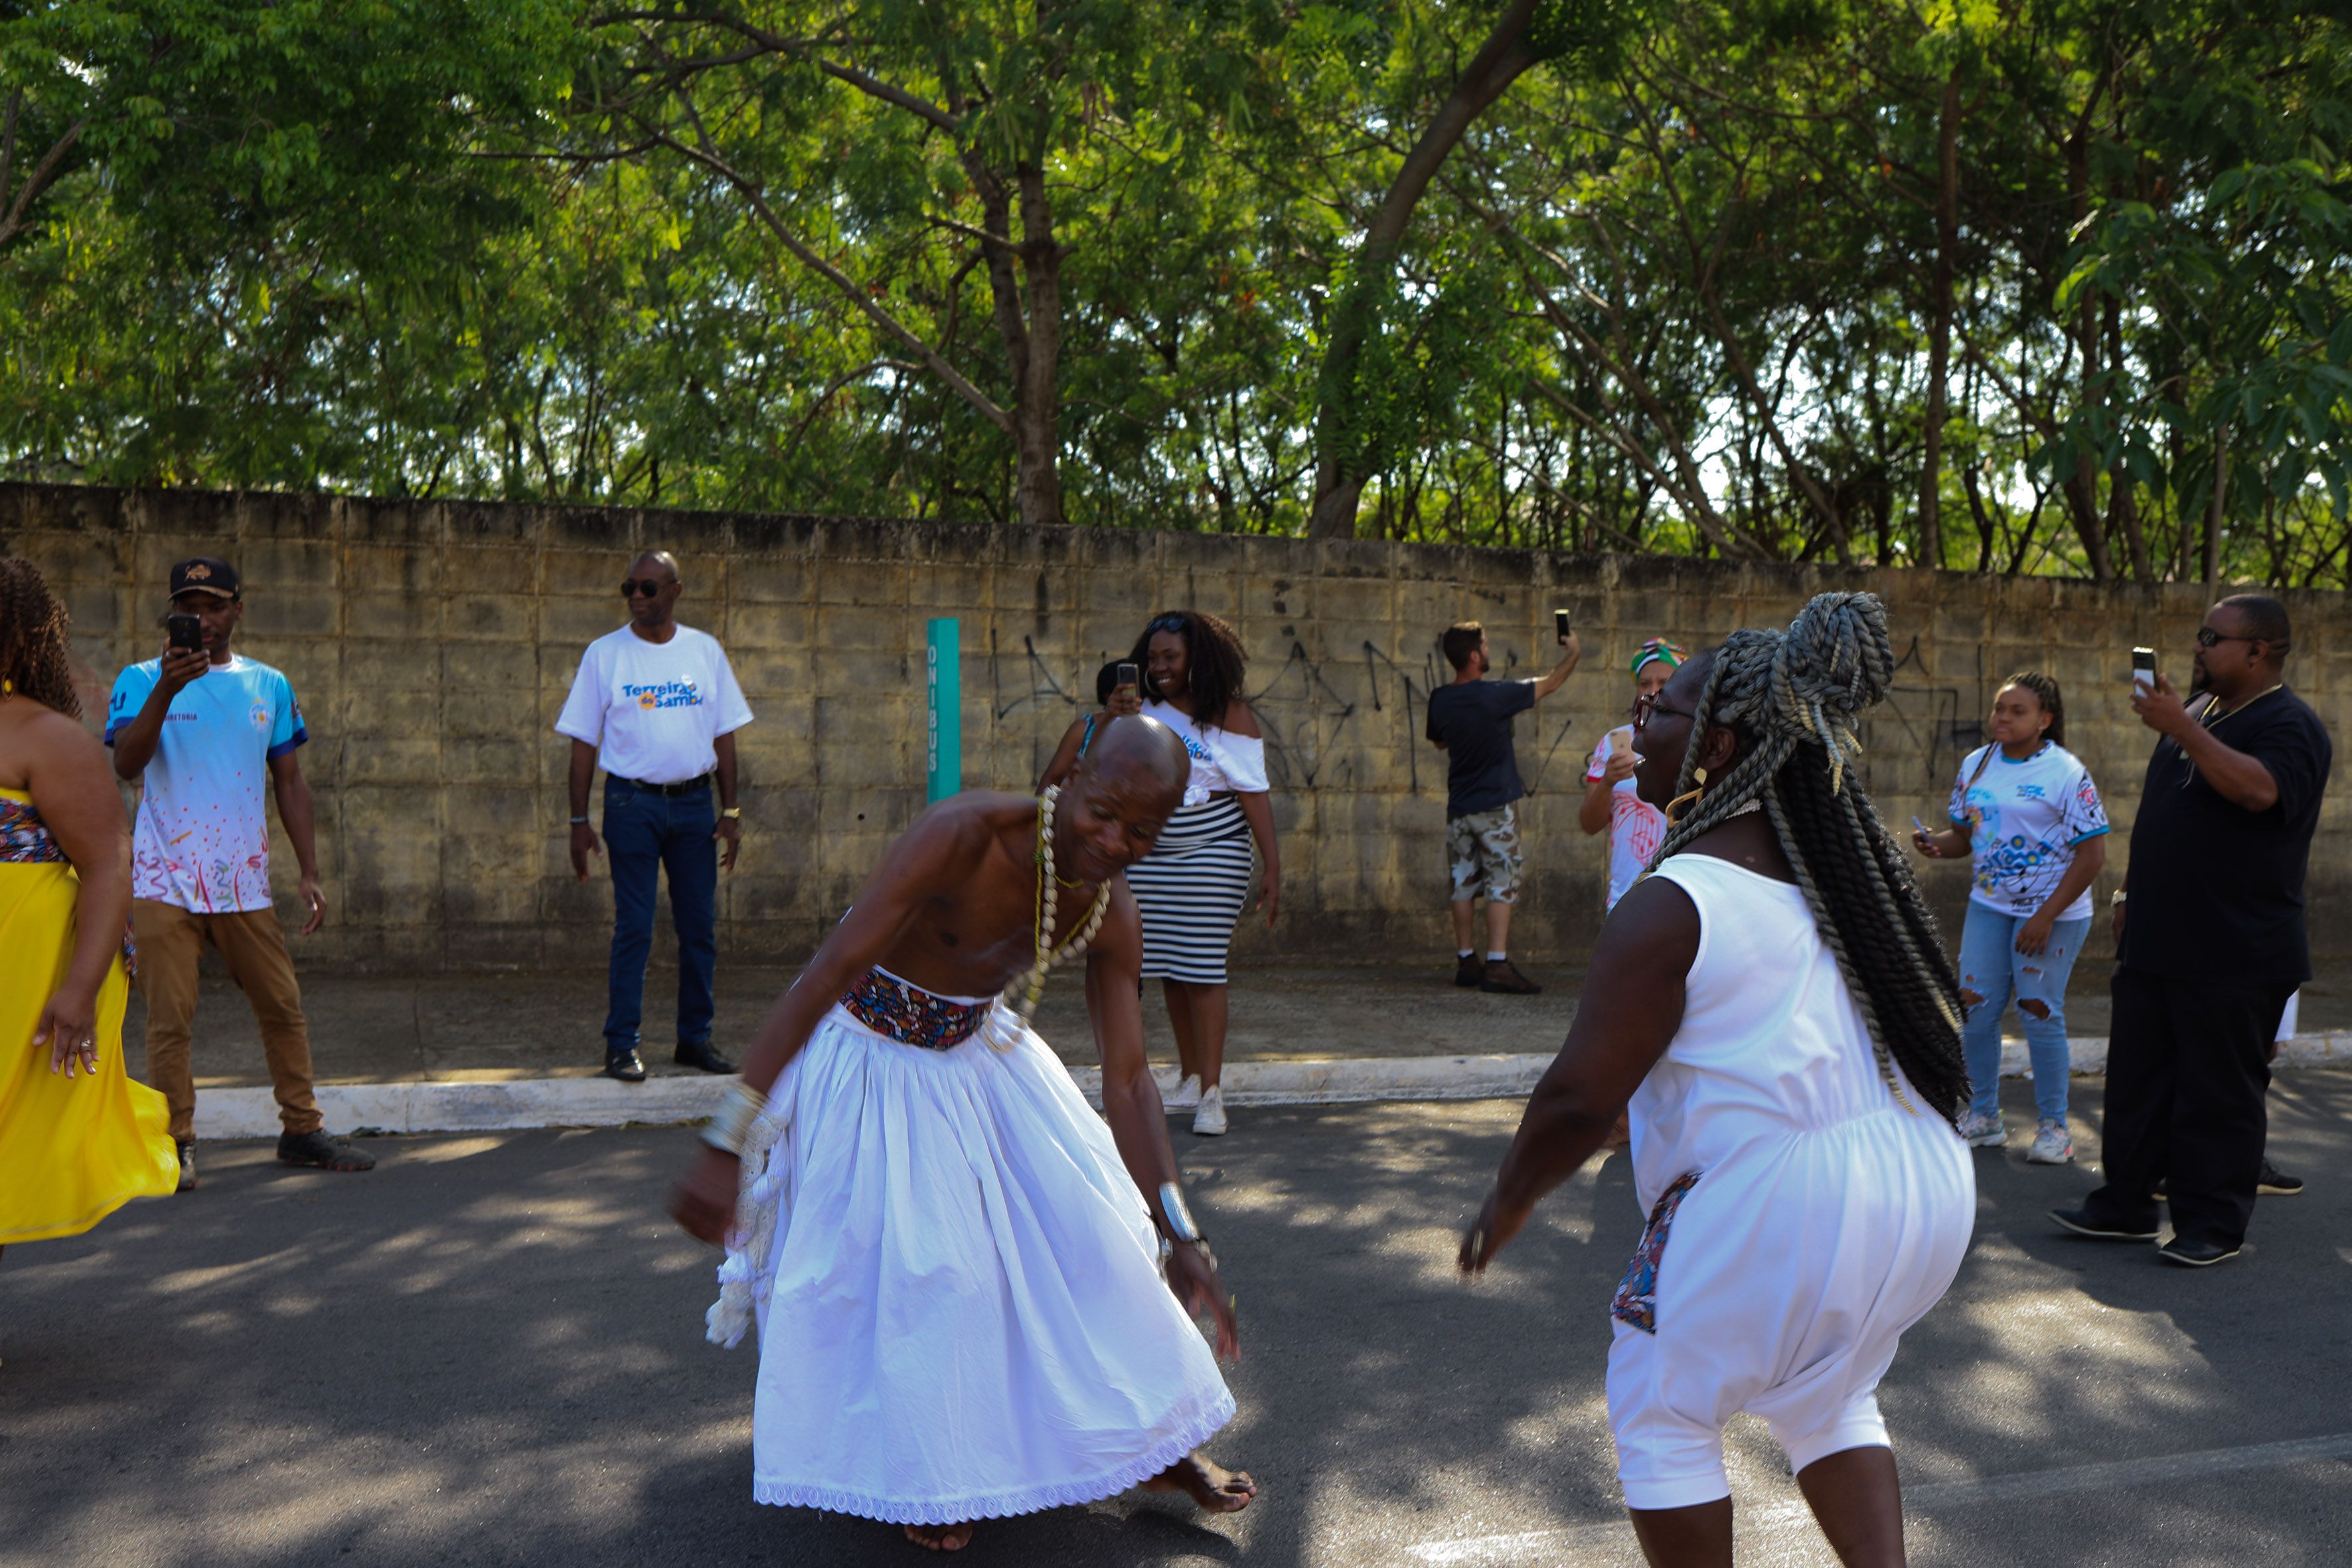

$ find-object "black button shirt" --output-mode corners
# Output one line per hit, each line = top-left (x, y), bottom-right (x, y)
(2120, 686), (2332, 982)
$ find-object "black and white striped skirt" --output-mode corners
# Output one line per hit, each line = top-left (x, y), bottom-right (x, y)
(1123, 795), (1253, 985)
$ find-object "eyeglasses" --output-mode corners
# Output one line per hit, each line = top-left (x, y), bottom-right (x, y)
(2193, 627), (2260, 649)
(621, 579), (670, 599)
(1148, 615), (1188, 633)
(1633, 692), (1697, 728)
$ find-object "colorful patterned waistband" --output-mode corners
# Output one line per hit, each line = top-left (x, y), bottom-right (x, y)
(838, 967), (991, 1051)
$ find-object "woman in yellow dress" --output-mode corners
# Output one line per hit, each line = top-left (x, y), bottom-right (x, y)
(0, 557), (177, 1252)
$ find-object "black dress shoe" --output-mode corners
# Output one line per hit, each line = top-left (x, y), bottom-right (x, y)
(2049, 1206), (2158, 1241)
(675, 1040), (738, 1075)
(604, 1048), (647, 1083)
(2158, 1235), (2242, 1267)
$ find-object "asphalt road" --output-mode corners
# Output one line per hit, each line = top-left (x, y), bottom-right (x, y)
(5, 1072), (2349, 1568)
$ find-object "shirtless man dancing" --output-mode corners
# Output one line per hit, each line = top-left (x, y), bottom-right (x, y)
(670, 717), (1255, 1551)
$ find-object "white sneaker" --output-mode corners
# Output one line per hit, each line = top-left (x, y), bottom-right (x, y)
(1956, 1110), (2006, 1148)
(2025, 1119), (2075, 1164)
(1164, 1073), (1203, 1110)
(1192, 1086), (1227, 1137)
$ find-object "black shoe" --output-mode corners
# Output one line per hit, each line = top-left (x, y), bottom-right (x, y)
(277, 1130), (376, 1172)
(2049, 1206), (2159, 1241)
(2158, 1235), (2242, 1267)
(604, 1048), (647, 1083)
(1454, 954), (1483, 988)
(1480, 959), (1543, 995)
(675, 1040), (738, 1075)
(175, 1138), (198, 1194)
(2258, 1159), (2304, 1197)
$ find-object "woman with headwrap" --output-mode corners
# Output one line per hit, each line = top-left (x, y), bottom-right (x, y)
(1581, 639), (1687, 911)
(1462, 593), (1975, 1568)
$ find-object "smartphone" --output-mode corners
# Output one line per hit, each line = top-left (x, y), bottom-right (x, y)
(1911, 815), (1932, 836)
(1553, 608), (1572, 645)
(1115, 661), (1139, 696)
(2131, 647), (2156, 697)
(167, 613), (203, 653)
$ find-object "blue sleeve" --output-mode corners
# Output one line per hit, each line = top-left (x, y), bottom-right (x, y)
(1423, 690), (1445, 745)
(1500, 680), (1537, 718)
(267, 672), (309, 759)
(105, 664), (157, 745)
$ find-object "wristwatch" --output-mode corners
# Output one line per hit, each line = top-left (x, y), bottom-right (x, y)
(2110, 889), (2128, 907)
(721, 807), (743, 821)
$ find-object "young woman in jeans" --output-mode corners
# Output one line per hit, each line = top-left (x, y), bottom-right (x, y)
(1912, 674), (2108, 1164)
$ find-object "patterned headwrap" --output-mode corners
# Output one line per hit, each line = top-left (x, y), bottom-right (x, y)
(1629, 638), (1687, 678)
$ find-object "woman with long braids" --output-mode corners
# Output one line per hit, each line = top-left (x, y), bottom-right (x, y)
(1460, 593), (1974, 1568)
(0, 558), (178, 1258)
(1124, 611), (1278, 1137)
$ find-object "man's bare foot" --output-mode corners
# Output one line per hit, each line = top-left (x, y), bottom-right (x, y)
(903, 1522), (975, 1551)
(1142, 1450), (1258, 1514)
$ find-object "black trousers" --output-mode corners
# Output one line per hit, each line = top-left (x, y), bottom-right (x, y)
(2084, 967), (2295, 1249)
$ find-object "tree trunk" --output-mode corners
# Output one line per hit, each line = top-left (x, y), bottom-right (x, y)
(1012, 159), (1064, 530)
(1919, 66), (1960, 572)
(2204, 437), (2230, 594)
(1308, 0), (1545, 538)
(2062, 120), (2114, 578)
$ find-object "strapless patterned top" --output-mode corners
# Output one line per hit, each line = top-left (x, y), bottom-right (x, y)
(1, 793), (137, 973)
(838, 967), (991, 1051)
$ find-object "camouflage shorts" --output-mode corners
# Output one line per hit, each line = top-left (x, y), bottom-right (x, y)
(1447, 804), (1523, 903)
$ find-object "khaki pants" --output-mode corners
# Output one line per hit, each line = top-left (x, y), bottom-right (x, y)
(133, 900), (321, 1140)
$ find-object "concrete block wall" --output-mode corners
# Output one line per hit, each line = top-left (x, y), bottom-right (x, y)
(3, 483), (2343, 972)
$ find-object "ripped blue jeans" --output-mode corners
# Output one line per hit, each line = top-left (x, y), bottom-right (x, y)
(1958, 902), (2091, 1123)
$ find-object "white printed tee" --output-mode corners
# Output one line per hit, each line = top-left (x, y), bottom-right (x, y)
(1585, 724), (1668, 910)
(1949, 740), (2109, 921)
(106, 655), (307, 913)
(556, 624), (753, 785)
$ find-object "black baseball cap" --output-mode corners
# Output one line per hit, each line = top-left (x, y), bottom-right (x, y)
(169, 557), (241, 601)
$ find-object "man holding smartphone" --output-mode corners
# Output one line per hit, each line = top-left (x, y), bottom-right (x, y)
(1425, 617), (1580, 993)
(558, 550), (753, 1083)
(107, 556), (369, 1191)
(2051, 594), (2330, 1267)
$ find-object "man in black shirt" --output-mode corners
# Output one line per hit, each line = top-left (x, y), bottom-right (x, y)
(2053, 594), (2332, 1267)
(1425, 620), (1580, 993)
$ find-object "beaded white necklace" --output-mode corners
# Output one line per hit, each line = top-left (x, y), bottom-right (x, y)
(981, 785), (1112, 1053)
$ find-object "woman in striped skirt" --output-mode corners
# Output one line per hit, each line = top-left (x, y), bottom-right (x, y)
(1126, 611), (1279, 1137)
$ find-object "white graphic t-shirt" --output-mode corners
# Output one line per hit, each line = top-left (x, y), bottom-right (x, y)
(556, 624), (753, 785)
(106, 655), (307, 913)
(1586, 724), (1668, 910)
(1949, 741), (2109, 921)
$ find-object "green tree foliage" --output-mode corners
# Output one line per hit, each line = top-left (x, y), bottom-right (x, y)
(3, 0), (2347, 585)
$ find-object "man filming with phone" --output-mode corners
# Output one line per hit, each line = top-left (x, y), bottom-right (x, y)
(2051, 594), (2331, 1267)
(1425, 614), (1580, 994)
(106, 556), (369, 1192)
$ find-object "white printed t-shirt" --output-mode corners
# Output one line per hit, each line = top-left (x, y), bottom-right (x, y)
(105, 655), (307, 914)
(1586, 724), (1668, 910)
(556, 624), (753, 785)
(1948, 740), (2108, 921)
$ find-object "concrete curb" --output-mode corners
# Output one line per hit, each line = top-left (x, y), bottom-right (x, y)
(187, 1033), (2352, 1140)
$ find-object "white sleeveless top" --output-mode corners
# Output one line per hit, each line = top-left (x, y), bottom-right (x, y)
(1144, 700), (1270, 806)
(1628, 852), (1935, 1212)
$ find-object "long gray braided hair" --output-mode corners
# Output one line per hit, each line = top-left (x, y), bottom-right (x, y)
(1648, 591), (1969, 1121)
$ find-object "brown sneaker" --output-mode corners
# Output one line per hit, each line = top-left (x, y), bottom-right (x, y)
(1480, 959), (1542, 995)
(1454, 953), (1483, 988)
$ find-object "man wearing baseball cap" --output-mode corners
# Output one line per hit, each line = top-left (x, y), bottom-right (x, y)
(106, 556), (371, 1190)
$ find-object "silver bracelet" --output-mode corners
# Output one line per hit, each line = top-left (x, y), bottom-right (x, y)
(569, 815), (590, 824)
(1158, 1181), (1204, 1245)
(700, 1080), (767, 1156)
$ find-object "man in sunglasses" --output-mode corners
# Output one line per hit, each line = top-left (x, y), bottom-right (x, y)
(2052, 594), (2331, 1267)
(557, 551), (754, 1082)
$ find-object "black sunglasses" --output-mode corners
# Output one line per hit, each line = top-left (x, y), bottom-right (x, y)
(621, 578), (671, 599)
(1148, 615), (1188, 633)
(2193, 627), (2265, 649)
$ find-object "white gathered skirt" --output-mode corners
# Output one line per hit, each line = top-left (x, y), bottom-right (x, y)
(710, 1000), (1235, 1525)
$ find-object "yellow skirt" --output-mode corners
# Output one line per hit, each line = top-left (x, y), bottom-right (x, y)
(0, 855), (178, 1245)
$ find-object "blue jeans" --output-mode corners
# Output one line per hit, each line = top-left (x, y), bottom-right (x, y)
(1958, 902), (2090, 1123)
(601, 777), (717, 1055)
